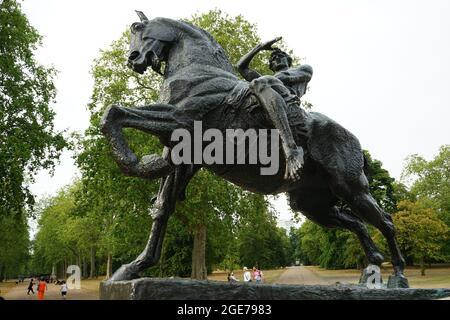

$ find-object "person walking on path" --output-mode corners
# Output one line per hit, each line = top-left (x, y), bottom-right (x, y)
(243, 267), (252, 282)
(37, 279), (47, 300)
(27, 278), (35, 295)
(60, 281), (68, 300)
(227, 272), (239, 283)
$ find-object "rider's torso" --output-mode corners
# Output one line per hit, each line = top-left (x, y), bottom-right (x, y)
(275, 66), (310, 101)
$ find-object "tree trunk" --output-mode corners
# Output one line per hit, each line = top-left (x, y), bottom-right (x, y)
(106, 253), (113, 279)
(191, 223), (207, 280)
(83, 257), (88, 279)
(0, 263), (4, 282)
(51, 264), (56, 281)
(60, 262), (64, 279)
(420, 257), (426, 276)
(0, 263), (5, 282)
(76, 254), (81, 271)
(90, 247), (96, 279)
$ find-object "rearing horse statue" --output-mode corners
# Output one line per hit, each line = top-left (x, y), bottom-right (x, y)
(101, 11), (408, 287)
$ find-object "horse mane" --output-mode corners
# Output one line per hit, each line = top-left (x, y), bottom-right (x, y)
(181, 20), (236, 75)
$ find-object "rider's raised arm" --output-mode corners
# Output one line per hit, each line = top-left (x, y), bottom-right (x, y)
(279, 64), (313, 85)
(236, 45), (263, 82)
(236, 37), (283, 82)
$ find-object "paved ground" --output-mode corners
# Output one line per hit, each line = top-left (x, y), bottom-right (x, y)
(275, 266), (331, 285)
(3, 281), (99, 300)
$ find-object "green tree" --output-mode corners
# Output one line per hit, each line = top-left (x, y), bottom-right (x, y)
(363, 150), (397, 213)
(0, 0), (67, 218)
(189, 10), (273, 76)
(401, 145), (450, 225)
(0, 213), (29, 281)
(394, 200), (448, 275)
(297, 220), (323, 265)
(32, 186), (77, 277)
(401, 145), (450, 259)
(287, 227), (300, 265)
(237, 199), (290, 270)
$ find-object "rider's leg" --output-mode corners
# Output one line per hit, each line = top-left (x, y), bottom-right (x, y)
(249, 76), (304, 180)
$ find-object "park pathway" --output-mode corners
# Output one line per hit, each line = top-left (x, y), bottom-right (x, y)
(275, 266), (331, 285)
(3, 282), (98, 300)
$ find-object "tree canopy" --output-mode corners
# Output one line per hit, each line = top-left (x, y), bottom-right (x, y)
(0, 0), (66, 281)
(394, 199), (448, 275)
(0, 0), (67, 218)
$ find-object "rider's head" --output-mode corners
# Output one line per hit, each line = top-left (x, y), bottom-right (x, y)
(269, 49), (292, 72)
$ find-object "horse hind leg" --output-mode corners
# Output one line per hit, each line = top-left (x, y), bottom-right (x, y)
(288, 189), (384, 267)
(101, 104), (178, 179)
(352, 191), (407, 279)
(332, 174), (408, 287)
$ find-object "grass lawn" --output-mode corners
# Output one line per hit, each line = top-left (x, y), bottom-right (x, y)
(0, 281), (21, 297)
(308, 265), (450, 288)
(208, 268), (286, 284)
(79, 279), (103, 292)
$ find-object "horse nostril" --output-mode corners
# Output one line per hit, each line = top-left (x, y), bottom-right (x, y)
(129, 51), (140, 61)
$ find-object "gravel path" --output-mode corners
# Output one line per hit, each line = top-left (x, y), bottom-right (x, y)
(275, 266), (331, 285)
(3, 282), (98, 300)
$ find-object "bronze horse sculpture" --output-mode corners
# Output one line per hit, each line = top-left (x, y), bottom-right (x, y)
(101, 11), (408, 287)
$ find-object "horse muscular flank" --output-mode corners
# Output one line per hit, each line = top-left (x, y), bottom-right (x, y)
(100, 11), (407, 287)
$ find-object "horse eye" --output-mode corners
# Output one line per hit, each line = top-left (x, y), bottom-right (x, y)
(131, 22), (143, 33)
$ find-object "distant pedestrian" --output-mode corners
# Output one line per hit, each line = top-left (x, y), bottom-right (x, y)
(227, 272), (239, 283)
(27, 278), (35, 295)
(37, 279), (47, 300)
(243, 267), (252, 282)
(253, 267), (263, 283)
(60, 281), (68, 299)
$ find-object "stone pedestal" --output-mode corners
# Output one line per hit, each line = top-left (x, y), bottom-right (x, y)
(100, 278), (450, 300)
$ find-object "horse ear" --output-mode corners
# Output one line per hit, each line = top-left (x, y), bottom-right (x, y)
(135, 10), (149, 22)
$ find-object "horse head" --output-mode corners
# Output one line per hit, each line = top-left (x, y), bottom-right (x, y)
(127, 11), (235, 77)
(127, 11), (177, 75)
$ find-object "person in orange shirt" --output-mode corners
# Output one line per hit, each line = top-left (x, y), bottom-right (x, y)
(37, 279), (47, 300)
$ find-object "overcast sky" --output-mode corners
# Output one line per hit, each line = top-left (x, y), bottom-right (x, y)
(21, 0), (450, 221)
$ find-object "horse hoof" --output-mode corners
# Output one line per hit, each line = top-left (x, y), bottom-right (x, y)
(107, 264), (140, 282)
(136, 154), (174, 179)
(368, 252), (384, 266)
(387, 274), (409, 288)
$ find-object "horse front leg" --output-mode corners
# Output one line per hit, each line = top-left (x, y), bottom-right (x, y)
(108, 164), (197, 281)
(100, 104), (178, 179)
